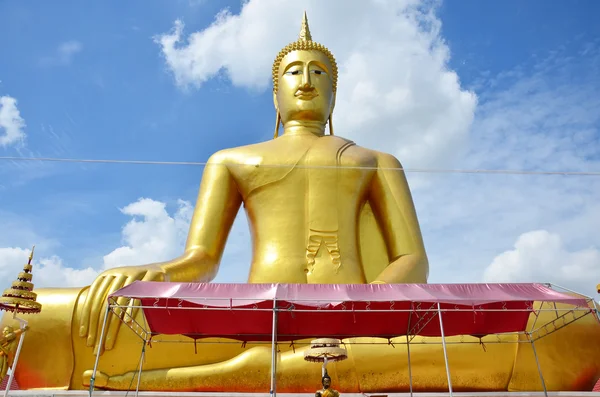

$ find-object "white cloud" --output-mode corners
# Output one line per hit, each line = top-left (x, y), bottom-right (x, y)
(0, 247), (96, 289)
(57, 41), (83, 63)
(483, 230), (600, 297)
(417, 42), (600, 298)
(154, 0), (477, 168)
(100, 196), (251, 282)
(0, 197), (253, 291)
(0, 95), (26, 147)
(0, 199), (193, 290)
(40, 40), (83, 66)
(102, 198), (193, 268)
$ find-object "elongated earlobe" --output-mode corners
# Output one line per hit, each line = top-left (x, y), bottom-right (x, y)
(273, 111), (281, 139)
(328, 114), (334, 135)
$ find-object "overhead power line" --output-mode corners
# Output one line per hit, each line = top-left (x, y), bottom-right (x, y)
(1, 155), (599, 176)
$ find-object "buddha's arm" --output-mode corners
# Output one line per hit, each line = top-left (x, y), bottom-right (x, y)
(80, 153), (243, 351)
(161, 153), (243, 282)
(368, 152), (429, 284)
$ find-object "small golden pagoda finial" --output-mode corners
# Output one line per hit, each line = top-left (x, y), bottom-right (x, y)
(299, 11), (312, 42)
(0, 246), (42, 314)
(28, 245), (35, 263)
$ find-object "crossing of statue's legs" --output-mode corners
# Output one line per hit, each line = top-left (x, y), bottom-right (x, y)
(82, 335), (520, 393)
(81, 300), (600, 393)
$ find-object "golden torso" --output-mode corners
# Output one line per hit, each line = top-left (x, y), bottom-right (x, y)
(221, 132), (376, 284)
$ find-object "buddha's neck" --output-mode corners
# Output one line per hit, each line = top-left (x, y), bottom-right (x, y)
(282, 120), (326, 137)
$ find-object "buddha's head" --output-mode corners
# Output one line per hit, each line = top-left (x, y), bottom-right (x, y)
(272, 12), (338, 136)
(2, 326), (14, 339)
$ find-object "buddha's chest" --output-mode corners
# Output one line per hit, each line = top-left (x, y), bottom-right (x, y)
(232, 145), (377, 201)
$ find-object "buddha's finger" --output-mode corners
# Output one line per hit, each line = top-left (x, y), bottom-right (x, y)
(80, 276), (105, 337)
(104, 276), (131, 351)
(93, 274), (127, 355)
(86, 275), (116, 348)
(124, 271), (148, 322)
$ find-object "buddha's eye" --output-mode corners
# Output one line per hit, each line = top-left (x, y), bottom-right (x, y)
(285, 70), (303, 76)
(310, 70), (326, 75)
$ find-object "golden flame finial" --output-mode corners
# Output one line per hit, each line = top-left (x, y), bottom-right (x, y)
(28, 245), (35, 264)
(299, 11), (312, 42)
(0, 246), (42, 315)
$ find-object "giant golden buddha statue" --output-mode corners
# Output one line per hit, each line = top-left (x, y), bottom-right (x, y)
(2, 13), (600, 393)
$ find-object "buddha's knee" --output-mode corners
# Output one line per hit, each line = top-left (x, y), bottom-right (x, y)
(509, 310), (600, 391)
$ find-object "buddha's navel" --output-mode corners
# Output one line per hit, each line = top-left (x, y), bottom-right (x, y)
(305, 229), (342, 275)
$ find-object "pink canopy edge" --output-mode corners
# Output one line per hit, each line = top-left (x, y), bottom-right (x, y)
(108, 282), (590, 341)
(109, 281), (588, 307)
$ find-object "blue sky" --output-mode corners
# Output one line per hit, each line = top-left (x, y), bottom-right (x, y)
(1, 0), (599, 297)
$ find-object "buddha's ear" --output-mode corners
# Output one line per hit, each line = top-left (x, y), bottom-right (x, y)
(330, 92), (336, 113)
(273, 90), (279, 111)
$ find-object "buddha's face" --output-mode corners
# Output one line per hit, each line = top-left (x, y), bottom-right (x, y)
(275, 50), (335, 124)
(2, 326), (12, 337)
(322, 376), (331, 389)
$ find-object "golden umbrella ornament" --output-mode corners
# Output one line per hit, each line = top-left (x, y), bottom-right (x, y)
(0, 246), (42, 397)
(304, 338), (348, 377)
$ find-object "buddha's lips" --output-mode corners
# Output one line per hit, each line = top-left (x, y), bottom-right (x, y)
(295, 90), (318, 99)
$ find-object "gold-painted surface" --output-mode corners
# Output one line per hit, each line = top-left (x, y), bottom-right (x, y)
(2, 12), (599, 393)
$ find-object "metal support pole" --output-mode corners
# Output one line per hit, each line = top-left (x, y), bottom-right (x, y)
(88, 304), (111, 397)
(270, 298), (278, 397)
(3, 315), (28, 397)
(529, 302), (543, 333)
(406, 303), (413, 397)
(406, 334), (413, 397)
(134, 342), (147, 397)
(547, 282), (597, 302)
(528, 334), (548, 397)
(437, 302), (453, 397)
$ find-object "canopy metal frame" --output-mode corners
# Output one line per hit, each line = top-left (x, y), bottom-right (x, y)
(87, 282), (599, 397)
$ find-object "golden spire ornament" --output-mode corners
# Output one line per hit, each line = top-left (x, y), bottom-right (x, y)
(298, 11), (312, 42)
(0, 246), (42, 314)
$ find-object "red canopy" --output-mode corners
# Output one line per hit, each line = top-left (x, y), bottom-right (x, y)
(109, 282), (589, 341)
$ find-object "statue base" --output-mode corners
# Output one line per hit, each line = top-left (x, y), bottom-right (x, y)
(3, 391), (600, 397)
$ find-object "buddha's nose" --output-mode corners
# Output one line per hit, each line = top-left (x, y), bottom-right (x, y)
(302, 69), (311, 86)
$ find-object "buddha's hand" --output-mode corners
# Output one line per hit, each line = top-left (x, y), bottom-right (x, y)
(79, 264), (166, 353)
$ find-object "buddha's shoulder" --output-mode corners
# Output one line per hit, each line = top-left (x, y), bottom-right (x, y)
(344, 142), (402, 166)
(207, 140), (276, 164)
(362, 148), (404, 167)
